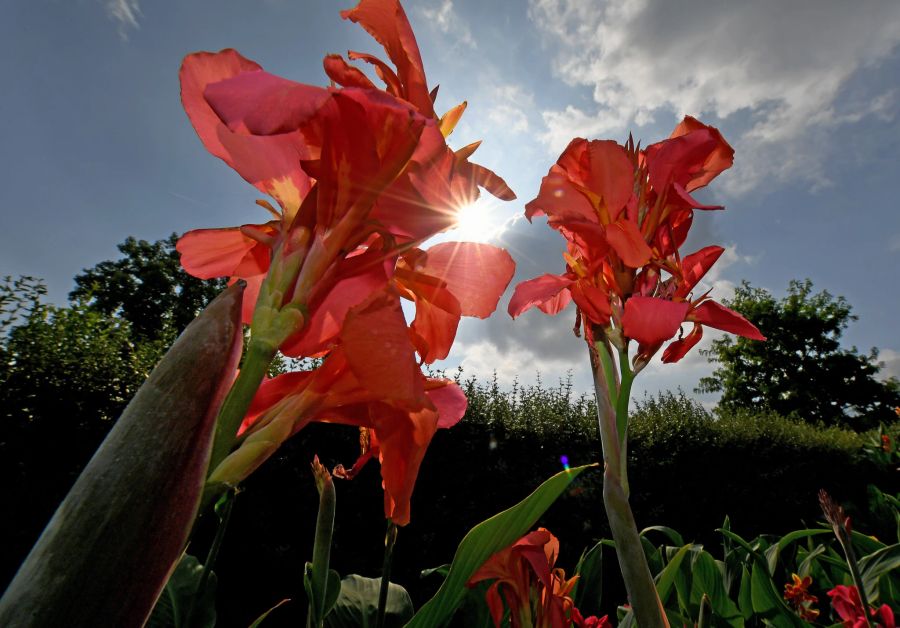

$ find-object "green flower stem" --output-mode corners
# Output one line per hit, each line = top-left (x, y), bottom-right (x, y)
(308, 460), (336, 628)
(590, 336), (667, 628)
(187, 490), (236, 628)
(375, 521), (398, 628)
(207, 337), (278, 480)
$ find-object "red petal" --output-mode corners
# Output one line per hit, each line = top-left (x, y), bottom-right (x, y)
(525, 164), (596, 223)
(690, 301), (765, 340)
(645, 126), (733, 196)
(606, 218), (652, 268)
(323, 54), (377, 90)
(508, 274), (574, 318)
(662, 323), (703, 363)
(668, 117), (734, 192)
(622, 296), (690, 345)
(372, 404), (439, 526)
(177, 226), (268, 279)
(240, 371), (315, 435)
(340, 0), (436, 118)
(340, 290), (428, 410)
(570, 281), (612, 326)
(420, 242), (516, 318)
(427, 381), (467, 428)
(676, 245), (724, 298)
(586, 140), (634, 219)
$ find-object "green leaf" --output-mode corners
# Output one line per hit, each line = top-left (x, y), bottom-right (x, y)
(797, 544), (828, 578)
(749, 563), (805, 628)
(858, 542), (900, 602)
(325, 575), (412, 628)
(247, 599), (290, 628)
(324, 570), (342, 618)
(406, 464), (596, 628)
(689, 550), (742, 626)
(641, 525), (685, 547)
(737, 566), (753, 621)
(655, 544), (692, 607)
(145, 554), (217, 628)
(572, 541), (604, 618)
(765, 529), (831, 574)
(419, 565), (450, 580)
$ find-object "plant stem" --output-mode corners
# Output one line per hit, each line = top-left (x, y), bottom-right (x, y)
(308, 459), (336, 628)
(207, 338), (277, 481)
(375, 521), (398, 628)
(589, 337), (667, 628)
(186, 489), (236, 628)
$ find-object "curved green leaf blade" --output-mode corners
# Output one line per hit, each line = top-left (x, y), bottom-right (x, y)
(858, 543), (900, 602)
(406, 464), (596, 628)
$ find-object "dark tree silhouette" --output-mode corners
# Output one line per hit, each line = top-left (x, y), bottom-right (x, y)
(698, 279), (900, 429)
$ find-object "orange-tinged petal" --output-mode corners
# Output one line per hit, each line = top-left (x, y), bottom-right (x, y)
(690, 300), (765, 340)
(323, 54), (377, 90)
(439, 101), (467, 137)
(676, 245), (725, 298)
(622, 296), (690, 345)
(177, 226), (269, 280)
(525, 164), (596, 223)
(662, 323), (702, 363)
(420, 242), (516, 318)
(428, 380), (467, 428)
(605, 218), (652, 268)
(586, 140), (634, 219)
(340, 289), (428, 410)
(668, 116), (734, 192)
(570, 281), (612, 326)
(508, 274), (574, 318)
(341, 0), (436, 118)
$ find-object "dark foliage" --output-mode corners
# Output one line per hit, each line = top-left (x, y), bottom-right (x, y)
(698, 279), (900, 430)
(70, 234), (226, 341)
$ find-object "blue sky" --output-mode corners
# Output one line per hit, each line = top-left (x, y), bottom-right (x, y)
(3, 0), (899, 403)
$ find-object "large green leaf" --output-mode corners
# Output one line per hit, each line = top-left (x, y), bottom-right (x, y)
(749, 563), (805, 628)
(406, 464), (596, 628)
(765, 529), (831, 574)
(655, 544), (692, 608)
(858, 543), (900, 602)
(572, 541), (604, 618)
(689, 550), (742, 627)
(325, 575), (412, 628)
(247, 599), (290, 628)
(145, 554), (217, 628)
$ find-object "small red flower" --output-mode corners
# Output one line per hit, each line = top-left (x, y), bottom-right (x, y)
(784, 573), (820, 621)
(828, 585), (896, 628)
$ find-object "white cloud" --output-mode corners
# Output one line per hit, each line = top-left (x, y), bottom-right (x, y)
(877, 348), (900, 381)
(486, 84), (534, 134)
(420, 0), (476, 49)
(529, 0), (900, 194)
(456, 339), (587, 390)
(105, 0), (141, 40)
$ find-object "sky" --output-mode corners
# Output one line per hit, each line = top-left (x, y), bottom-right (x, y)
(2, 0), (899, 404)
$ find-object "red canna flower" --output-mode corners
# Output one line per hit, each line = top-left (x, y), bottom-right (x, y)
(509, 118), (763, 368)
(784, 573), (820, 621)
(828, 585), (896, 628)
(468, 528), (603, 628)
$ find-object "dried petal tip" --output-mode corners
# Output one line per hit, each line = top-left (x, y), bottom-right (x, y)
(311, 455), (332, 494)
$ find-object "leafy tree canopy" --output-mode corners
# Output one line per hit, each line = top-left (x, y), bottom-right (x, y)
(697, 279), (900, 429)
(70, 234), (226, 341)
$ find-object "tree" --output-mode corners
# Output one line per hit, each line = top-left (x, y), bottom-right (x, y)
(697, 279), (900, 430)
(70, 234), (226, 342)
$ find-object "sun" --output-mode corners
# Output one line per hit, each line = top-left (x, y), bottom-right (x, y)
(445, 198), (502, 243)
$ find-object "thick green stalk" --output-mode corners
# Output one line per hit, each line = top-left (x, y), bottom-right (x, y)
(186, 490), (236, 628)
(207, 338), (277, 478)
(375, 521), (398, 628)
(590, 337), (667, 628)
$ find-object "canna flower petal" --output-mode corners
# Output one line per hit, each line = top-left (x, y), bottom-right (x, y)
(662, 323), (703, 363)
(585, 140), (634, 220)
(180, 50), (320, 218)
(690, 300), (765, 340)
(605, 218), (652, 268)
(508, 274), (574, 318)
(176, 225), (273, 280)
(675, 245), (725, 298)
(419, 242), (516, 318)
(570, 281), (612, 326)
(340, 0), (436, 118)
(622, 296), (690, 346)
(340, 289), (429, 411)
(668, 116), (735, 192)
